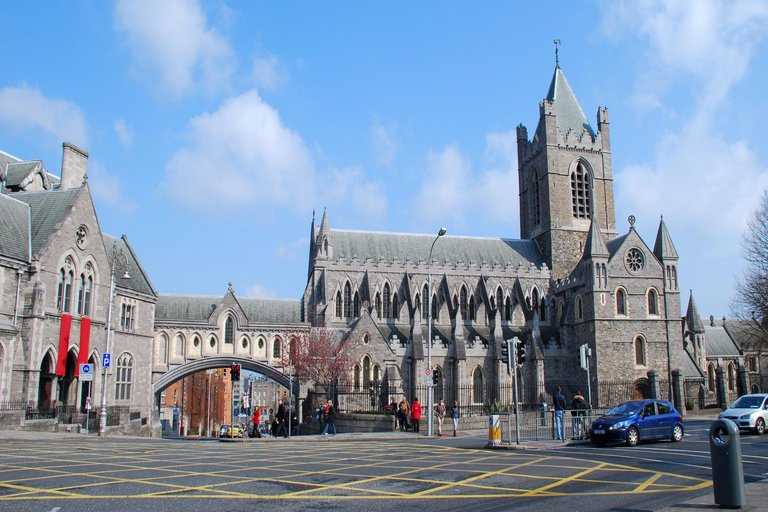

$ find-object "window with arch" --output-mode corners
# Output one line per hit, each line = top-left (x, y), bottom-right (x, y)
(707, 364), (716, 391)
(375, 293), (382, 319)
(472, 367), (484, 404)
(540, 298), (547, 322)
(505, 297), (512, 321)
(241, 337), (248, 350)
(576, 296), (583, 319)
(372, 364), (381, 383)
(728, 363), (736, 391)
(383, 284), (391, 319)
(273, 338), (282, 359)
(422, 285), (429, 320)
(77, 274), (85, 315)
(335, 291), (342, 318)
(344, 282), (351, 318)
(208, 335), (217, 349)
(114, 352), (133, 400)
(353, 292), (360, 317)
(392, 293), (399, 320)
(468, 295), (476, 321)
(353, 364), (361, 391)
(496, 288), (504, 321)
(531, 169), (541, 226)
(432, 294), (439, 321)
(157, 334), (168, 364)
(460, 287), (468, 319)
(634, 336), (647, 366)
(647, 289), (658, 316)
(225, 316), (235, 344)
(174, 334), (184, 357)
(571, 160), (592, 218)
(192, 335), (200, 349)
(362, 356), (371, 389)
(120, 300), (136, 331)
(616, 289), (627, 316)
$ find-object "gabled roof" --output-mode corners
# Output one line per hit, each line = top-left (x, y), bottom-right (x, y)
(545, 65), (596, 140)
(104, 234), (157, 298)
(329, 230), (545, 269)
(11, 188), (80, 257)
(605, 233), (628, 258)
(0, 149), (21, 178)
(155, 294), (303, 325)
(653, 216), (678, 260)
(704, 318), (742, 357)
(722, 318), (768, 353)
(0, 193), (31, 262)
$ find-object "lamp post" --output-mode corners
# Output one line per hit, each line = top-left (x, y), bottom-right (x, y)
(427, 227), (446, 437)
(98, 245), (130, 437)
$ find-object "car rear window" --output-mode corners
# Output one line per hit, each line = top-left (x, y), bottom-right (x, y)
(657, 402), (670, 414)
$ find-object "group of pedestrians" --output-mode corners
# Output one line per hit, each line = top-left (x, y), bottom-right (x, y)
(317, 400), (337, 435)
(391, 396), (460, 436)
(552, 386), (590, 441)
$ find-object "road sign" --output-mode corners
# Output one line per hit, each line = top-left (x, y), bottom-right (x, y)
(425, 368), (431, 376)
(103, 353), (111, 368)
(80, 364), (93, 381)
(424, 374), (432, 384)
(85, 397), (92, 410)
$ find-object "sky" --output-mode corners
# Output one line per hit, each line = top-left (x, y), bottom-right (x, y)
(1, 0), (768, 319)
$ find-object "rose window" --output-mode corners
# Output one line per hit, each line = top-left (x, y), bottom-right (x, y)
(625, 248), (644, 273)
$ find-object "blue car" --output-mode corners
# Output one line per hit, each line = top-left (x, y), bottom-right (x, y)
(589, 399), (684, 446)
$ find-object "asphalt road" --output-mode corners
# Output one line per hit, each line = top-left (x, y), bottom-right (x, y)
(0, 419), (765, 512)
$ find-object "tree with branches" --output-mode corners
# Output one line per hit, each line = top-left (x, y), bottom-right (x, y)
(733, 189), (768, 327)
(283, 325), (359, 387)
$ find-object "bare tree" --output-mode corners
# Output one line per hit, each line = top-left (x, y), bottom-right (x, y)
(283, 325), (359, 387)
(733, 189), (768, 327)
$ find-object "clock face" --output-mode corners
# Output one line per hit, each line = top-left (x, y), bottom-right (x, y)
(76, 225), (88, 250)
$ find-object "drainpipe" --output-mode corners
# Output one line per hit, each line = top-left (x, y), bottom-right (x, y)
(13, 269), (24, 326)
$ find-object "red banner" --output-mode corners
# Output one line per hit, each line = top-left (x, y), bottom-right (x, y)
(56, 314), (72, 376)
(75, 317), (91, 377)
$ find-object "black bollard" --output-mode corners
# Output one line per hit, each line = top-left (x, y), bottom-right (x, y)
(709, 419), (745, 509)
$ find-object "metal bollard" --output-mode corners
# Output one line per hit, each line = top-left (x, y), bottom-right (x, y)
(541, 402), (547, 426)
(709, 419), (745, 508)
(487, 414), (500, 446)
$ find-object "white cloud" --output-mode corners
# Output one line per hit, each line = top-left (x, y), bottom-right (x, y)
(114, 0), (235, 98)
(163, 89), (316, 214)
(370, 114), (399, 166)
(275, 237), (307, 261)
(0, 84), (87, 147)
(251, 55), (288, 91)
(87, 160), (138, 213)
(321, 166), (388, 221)
(241, 282), (277, 298)
(113, 118), (134, 148)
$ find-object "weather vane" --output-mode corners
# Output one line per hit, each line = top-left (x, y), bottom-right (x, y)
(554, 39), (561, 65)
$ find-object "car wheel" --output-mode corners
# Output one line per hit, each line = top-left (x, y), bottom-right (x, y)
(626, 426), (639, 446)
(755, 418), (765, 435)
(671, 424), (683, 442)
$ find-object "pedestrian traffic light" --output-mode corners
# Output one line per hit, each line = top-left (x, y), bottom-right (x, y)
(231, 363), (241, 381)
(516, 340), (526, 365)
(501, 340), (510, 374)
(432, 367), (440, 386)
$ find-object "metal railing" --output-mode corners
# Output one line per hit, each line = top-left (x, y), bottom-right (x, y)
(495, 408), (609, 443)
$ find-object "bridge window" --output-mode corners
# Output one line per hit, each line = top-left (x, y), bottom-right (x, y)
(174, 334), (184, 357)
(241, 337), (248, 350)
(273, 338), (282, 359)
(225, 316), (235, 344)
(192, 335), (200, 348)
(157, 334), (167, 364)
(257, 338), (264, 350)
(208, 336), (216, 349)
(114, 352), (133, 401)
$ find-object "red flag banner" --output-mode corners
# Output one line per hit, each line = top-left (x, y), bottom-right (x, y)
(75, 317), (91, 377)
(56, 314), (72, 376)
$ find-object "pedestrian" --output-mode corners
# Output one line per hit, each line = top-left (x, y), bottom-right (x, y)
(571, 390), (588, 440)
(450, 400), (460, 436)
(277, 400), (288, 438)
(317, 401), (327, 433)
(435, 398), (446, 436)
(291, 409), (300, 437)
(411, 397), (422, 433)
(322, 400), (337, 435)
(250, 409), (262, 438)
(389, 399), (399, 430)
(398, 397), (410, 431)
(553, 385), (566, 441)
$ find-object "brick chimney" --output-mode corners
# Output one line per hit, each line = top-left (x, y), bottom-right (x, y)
(60, 142), (89, 189)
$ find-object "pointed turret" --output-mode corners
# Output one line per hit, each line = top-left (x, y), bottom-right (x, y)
(685, 292), (705, 334)
(316, 207), (333, 259)
(546, 65), (596, 140)
(583, 218), (609, 258)
(308, 209), (317, 278)
(654, 215), (679, 261)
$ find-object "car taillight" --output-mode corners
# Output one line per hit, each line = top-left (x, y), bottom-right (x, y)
(679, 416), (683, 422)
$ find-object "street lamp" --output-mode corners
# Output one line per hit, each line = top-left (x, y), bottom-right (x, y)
(427, 227), (446, 437)
(98, 244), (130, 436)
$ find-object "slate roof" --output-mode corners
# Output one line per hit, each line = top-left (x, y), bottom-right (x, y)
(0, 193), (31, 262)
(155, 294), (304, 325)
(605, 233), (627, 258)
(704, 318), (742, 357)
(5, 161), (43, 188)
(685, 294), (705, 334)
(12, 188), (80, 257)
(722, 318), (768, 353)
(654, 217), (678, 260)
(103, 235), (156, 298)
(329, 230), (545, 268)
(0, 150), (20, 178)
(545, 65), (596, 139)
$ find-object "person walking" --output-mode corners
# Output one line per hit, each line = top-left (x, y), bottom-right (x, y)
(435, 398), (446, 436)
(317, 401), (327, 434)
(553, 386), (567, 441)
(450, 400), (460, 437)
(398, 397), (410, 431)
(276, 400), (288, 438)
(411, 397), (422, 433)
(322, 400), (337, 435)
(571, 390), (588, 440)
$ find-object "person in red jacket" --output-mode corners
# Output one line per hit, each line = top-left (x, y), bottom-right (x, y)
(411, 397), (422, 433)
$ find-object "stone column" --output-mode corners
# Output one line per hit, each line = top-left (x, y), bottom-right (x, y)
(737, 366), (749, 397)
(671, 369), (684, 416)
(715, 367), (728, 410)
(647, 370), (659, 399)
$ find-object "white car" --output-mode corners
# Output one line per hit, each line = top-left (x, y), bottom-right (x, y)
(718, 394), (768, 434)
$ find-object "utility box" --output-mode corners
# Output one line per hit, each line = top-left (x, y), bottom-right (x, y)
(709, 419), (745, 508)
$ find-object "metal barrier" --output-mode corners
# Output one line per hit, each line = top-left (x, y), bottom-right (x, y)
(498, 409), (607, 443)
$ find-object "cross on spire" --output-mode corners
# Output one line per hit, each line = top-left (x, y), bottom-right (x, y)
(554, 39), (561, 66)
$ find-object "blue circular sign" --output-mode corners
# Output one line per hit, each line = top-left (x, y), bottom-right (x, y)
(82, 364), (91, 374)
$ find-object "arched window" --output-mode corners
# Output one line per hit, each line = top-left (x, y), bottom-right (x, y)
(157, 334), (168, 364)
(373, 364), (380, 383)
(422, 285), (429, 320)
(634, 336), (647, 366)
(468, 295), (475, 321)
(362, 356), (371, 389)
(383, 284), (391, 319)
(505, 297), (512, 321)
(335, 291), (342, 318)
(375, 293), (382, 320)
(83, 276), (92, 317)
(496, 288), (504, 321)
(531, 288), (539, 315)
(353, 364), (361, 391)
(392, 293), (399, 320)
(344, 282), (351, 318)
(114, 353), (133, 400)
(273, 338), (282, 359)
(77, 274), (85, 315)
(432, 294), (439, 321)
(558, 301), (564, 324)
(728, 363), (736, 391)
(225, 316), (235, 344)
(353, 292), (360, 317)
(460, 287), (467, 319)
(648, 289), (658, 316)
(531, 169), (541, 226)
(576, 296), (583, 319)
(174, 334), (184, 357)
(472, 367), (484, 404)
(707, 364), (716, 391)
(571, 160), (592, 218)
(616, 289), (627, 316)
(57, 268), (65, 311)
(540, 298), (547, 322)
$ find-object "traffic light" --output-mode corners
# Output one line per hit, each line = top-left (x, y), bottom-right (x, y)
(516, 340), (526, 365)
(501, 340), (510, 374)
(231, 363), (241, 381)
(432, 367), (440, 386)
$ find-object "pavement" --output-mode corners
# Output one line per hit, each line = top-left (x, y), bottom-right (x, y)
(0, 426), (764, 510)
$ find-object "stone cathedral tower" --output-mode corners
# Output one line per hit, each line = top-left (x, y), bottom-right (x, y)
(517, 63), (617, 281)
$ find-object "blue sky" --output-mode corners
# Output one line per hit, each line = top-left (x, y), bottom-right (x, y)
(2, 0), (767, 319)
